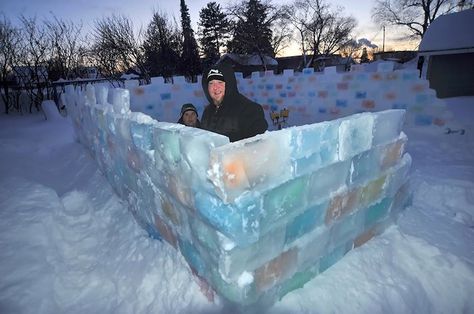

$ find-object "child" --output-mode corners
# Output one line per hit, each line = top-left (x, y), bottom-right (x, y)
(178, 103), (201, 128)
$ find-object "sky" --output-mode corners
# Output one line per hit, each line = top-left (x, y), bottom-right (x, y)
(0, 0), (415, 56)
(0, 59), (474, 312)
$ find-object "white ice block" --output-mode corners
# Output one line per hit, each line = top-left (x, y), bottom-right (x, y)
(373, 109), (405, 145)
(208, 130), (293, 203)
(111, 88), (131, 114)
(377, 61), (395, 72)
(95, 84), (109, 106)
(85, 84), (97, 105)
(179, 127), (229, 190)
(338, 113), (374, 160)
(307, 160), (351, 205)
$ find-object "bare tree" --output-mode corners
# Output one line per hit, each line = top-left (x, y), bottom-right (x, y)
(270, 10), (293, 57)
(17, 16), (51, 112)
(288, 0), (356, 68)
(91, 15), (149, 85)
(0, 15), (22, 114)
(1, 15), (88, 114)
(372, 0), (460, 39)
(457, 0), (474, 10)
(282, 2), (311, 66)
(44, 15), (85, 81)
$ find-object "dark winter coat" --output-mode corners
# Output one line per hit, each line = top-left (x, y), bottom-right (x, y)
(201, 64), (268, 142)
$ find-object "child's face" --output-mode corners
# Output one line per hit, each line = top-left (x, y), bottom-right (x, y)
(183, 111), (197, 127)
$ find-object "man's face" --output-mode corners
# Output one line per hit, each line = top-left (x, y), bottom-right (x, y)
(208, 80), (226, 106)
(182, 110), (197, 127)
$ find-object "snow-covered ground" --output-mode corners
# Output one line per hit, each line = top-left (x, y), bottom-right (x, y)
(1, 96), (473, 313)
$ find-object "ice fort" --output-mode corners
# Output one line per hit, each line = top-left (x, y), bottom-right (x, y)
(64, 62), (449, 311)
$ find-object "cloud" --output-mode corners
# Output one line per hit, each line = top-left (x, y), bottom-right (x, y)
(358, 38), (378, 49)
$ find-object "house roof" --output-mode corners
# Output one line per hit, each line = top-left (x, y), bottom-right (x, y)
(219, 53), (278, 66)
(419, 9), (474, 53)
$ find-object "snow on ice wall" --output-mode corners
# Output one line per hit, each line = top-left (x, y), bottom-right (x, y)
(65, 81), (412, 310)
(125, 62), (449, 129)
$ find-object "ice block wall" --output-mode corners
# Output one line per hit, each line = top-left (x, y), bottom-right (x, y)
(65, 83), (412, 311)
(125, 62), (449, 130)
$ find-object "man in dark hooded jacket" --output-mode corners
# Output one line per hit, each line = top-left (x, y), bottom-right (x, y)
(200, 64), (268, 142)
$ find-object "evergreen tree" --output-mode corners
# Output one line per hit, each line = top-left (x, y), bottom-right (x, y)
(227, 0), (274, 57)
(179, 0), (201, 80)
(143, 12), (181, 81)
(197, 2), (230, 68)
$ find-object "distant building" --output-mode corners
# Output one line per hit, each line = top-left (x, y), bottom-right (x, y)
(373, 51), (418, 64)
(12, 66), (48, 86)
(77, 66), (99, 79)
(276, 54), (355, 73)
(217, 53), (278, 77)
(418, 9), (474, 98)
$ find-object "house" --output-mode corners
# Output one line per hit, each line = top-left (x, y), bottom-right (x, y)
(217, 53), (278, 77)
(418, 9), (474, 98)
(80, 66), (99, 79)
(276, 54), (355, 73)
(12, 66), (48, 86)
(313, 55), (355, 72)
(373, 51), (418, 64)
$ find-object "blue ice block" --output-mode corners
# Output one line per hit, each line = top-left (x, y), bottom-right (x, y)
(349, 148), (380, 185)
(387, 153), (412, 196)
(319, 241), (352, 273)
(278, 264), (319, 300)
(189, 215), (222, 256)
(285, 201), (326, 244)
(330, 209), (365, 247)
(194, 191), (262, 246)
(130, 118), (156, 151)
(153, 122), (185, 167)
(179, 239), (207, 275)
(414, 114), (433, 125)
(390, 182), (412, 219)
(364, 197), (392, 228)
(291, 120), (339, 160)
(402, 70), (418, 81)
(261, 175), (309, 232)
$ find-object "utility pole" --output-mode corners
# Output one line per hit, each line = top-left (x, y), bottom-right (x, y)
(382, 26), (385, 52)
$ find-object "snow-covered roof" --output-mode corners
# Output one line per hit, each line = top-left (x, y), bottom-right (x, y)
(419, 9), (474, 53)
(121, 73), (140, 80)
